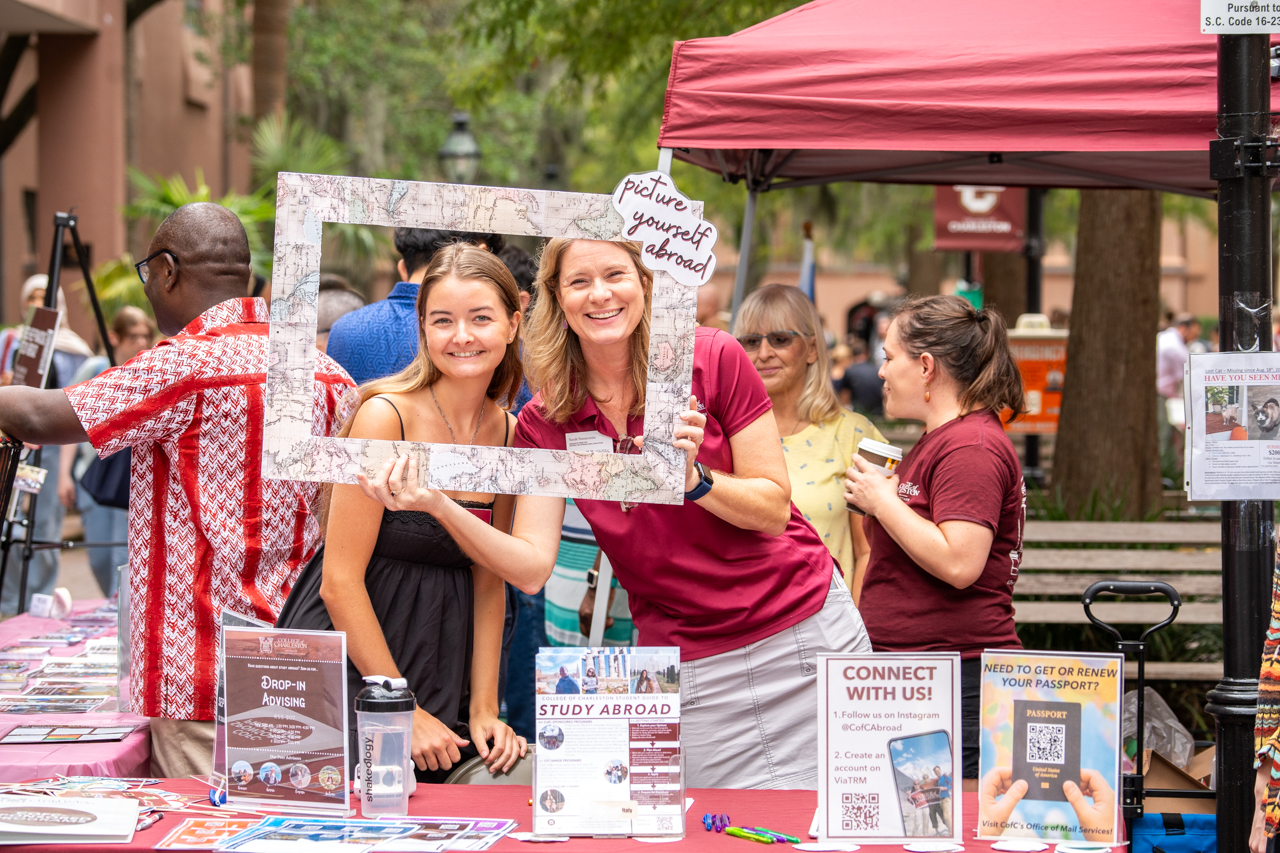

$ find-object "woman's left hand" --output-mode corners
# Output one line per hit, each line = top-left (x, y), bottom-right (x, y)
(469, 711), (528, 775)
(675, 395), (707, 491)
(844, 454), (899, 517)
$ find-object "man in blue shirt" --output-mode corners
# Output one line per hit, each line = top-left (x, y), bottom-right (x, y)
(930, 765), (953, 835)
(326, 228), (504, 385)
(554, 667), (580, 694)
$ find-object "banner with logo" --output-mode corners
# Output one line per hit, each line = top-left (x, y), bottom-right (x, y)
(934, 186), (1026, 253)
(222, 627), (350, 815)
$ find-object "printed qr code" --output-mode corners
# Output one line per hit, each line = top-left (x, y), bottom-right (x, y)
(656, 817), (673, 831)
(1026, 722), (1066, 764)
(840, 792), (879, 831)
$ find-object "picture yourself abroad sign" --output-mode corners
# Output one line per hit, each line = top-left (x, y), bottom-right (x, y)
(817, 653), (962, 846)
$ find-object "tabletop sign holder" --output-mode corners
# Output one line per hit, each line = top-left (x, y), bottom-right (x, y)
(817, 653), (962, 846)
(532, 646), (684, 838)
(221, 625), (351, 816)
(211, 610), (271, 800)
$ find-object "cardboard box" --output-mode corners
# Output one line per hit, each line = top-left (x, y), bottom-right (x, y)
(1142, 749), (1216, 815)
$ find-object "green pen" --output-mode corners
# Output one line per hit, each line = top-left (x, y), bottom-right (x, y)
(753, 827), (801, 843)
(725, 827), (774, 844)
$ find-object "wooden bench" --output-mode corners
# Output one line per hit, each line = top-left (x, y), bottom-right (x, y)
(1015, 521), (1225, 680)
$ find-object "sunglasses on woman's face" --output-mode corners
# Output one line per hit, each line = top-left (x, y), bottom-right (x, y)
(736, 330), (804, 352)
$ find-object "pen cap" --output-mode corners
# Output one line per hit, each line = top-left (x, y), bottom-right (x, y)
(355, 676), (416, 713)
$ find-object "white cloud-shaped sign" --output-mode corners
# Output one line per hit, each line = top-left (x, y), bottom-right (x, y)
(611, 171), (717, 288)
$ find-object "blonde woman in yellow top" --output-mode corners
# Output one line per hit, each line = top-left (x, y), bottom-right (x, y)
(734, 284), (885, 602)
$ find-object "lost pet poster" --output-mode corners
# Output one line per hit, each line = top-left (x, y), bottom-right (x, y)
(978, 651), (1121, 843)
(817, 653), (961, 845)
(533, 647), (683, 838)
(222, 627), (350, 814)
(1187, 351), (1280, 499)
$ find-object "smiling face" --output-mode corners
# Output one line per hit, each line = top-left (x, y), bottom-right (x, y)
(421, 275), (518, 383)
(880, 317), (929, 420)
(555, 241), (647, 355)
(747, 329), (815, 399)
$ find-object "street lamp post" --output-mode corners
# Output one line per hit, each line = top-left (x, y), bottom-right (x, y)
(439, 112), (481, 184)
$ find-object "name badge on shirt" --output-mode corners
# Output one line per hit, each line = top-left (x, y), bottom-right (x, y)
(566, 431), (613, 453)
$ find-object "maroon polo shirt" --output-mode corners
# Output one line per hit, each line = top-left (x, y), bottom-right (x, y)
(515, 327), (832, 660)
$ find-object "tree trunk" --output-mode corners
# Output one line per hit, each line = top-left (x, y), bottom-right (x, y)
(1053, 189), (1162, 518)
(905, 223), (942, 294)
(980, 251), (1026, 326)
(252, 0), (292, 121)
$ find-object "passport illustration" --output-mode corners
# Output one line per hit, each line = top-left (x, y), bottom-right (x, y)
(1011, 700), (1081, 802)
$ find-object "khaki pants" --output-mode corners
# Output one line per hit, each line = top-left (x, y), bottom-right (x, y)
(150, 718), (215, 778)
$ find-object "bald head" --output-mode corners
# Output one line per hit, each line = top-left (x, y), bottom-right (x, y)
(153, 203), (251, 281)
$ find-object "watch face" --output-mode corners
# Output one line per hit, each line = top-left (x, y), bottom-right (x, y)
(698, 463), (713, 484)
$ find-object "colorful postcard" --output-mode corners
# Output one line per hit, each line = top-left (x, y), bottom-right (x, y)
(156, 818), (262, 850)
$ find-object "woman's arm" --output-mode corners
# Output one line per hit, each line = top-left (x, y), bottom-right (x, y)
(321, 400), (469, 772)
(468, 560), (526, 772)
(666, 399), (791, 536)
(843, 455), (992, 589)
(850, 513), (870, 605)
(359, 454), (565, 594)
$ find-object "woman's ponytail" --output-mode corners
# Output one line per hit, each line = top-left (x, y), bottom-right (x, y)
(893, 296), (1027, 422)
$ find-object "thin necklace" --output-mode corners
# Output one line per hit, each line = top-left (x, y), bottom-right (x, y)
(430, 384), (484, 445)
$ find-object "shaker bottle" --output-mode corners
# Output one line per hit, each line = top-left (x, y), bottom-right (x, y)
(355, 675), (416, 817)
(846, 437), (903, 515)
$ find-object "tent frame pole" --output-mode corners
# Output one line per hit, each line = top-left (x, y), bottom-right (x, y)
(730, 188), (758, 325)
(1208, 33), (1275, 853)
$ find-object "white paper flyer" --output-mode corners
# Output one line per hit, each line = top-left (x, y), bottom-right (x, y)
(817, 653), (962, 845)
(1187, 351), (1280, 499)
(533, 647), (683, 838)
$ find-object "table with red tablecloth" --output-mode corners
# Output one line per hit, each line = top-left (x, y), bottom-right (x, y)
(4, 778), (1001, 852)
(0, 600), (150, 782)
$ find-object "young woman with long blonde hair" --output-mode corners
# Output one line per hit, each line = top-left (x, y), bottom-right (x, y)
(357, 238), (870, 789)
(277, 244), (527, 783)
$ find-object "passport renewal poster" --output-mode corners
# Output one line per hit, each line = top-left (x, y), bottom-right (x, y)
(978, 651), (1121, 843)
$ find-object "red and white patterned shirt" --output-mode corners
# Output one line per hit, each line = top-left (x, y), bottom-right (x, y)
(65, 298), (355, 720)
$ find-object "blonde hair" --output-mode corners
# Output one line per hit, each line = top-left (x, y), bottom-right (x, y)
(338, 243), (524, 438)
(733, 283), (842, 427)
(524, 239), (653, 423)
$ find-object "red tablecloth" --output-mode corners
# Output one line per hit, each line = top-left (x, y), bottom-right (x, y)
(0, 600), (150, 782)
(5, 779), (999, 852)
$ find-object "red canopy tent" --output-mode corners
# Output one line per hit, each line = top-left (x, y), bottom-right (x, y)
(659, 0), (1227, 198)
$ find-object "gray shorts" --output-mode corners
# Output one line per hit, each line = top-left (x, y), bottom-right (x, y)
(678, 567), (871, 789)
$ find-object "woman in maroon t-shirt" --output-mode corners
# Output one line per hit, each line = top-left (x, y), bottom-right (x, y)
(844, 294), (1027, 779)
(357, 239), (870, 789)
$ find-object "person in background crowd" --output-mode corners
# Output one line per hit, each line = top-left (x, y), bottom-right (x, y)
(734, 284), (885, 597)
(56, 306), (157, 597)
(1157, 312), (1199, 457)
(327, 229), (504, 384)
(0, 275), (54, 382)
(843, 338), (886, 418)
(0, 203), (355, 776)
(845, 294), (1026, 779)
(316, 274), (366, 354)
(358, 238), (871, 789)
(871, 312), (892, 366)
(696, 281), (730, 331)
(1, 275), (95, 614)
(276, 244), (526, 781)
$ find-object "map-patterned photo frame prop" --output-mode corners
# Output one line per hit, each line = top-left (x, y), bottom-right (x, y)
(262, 172), (701, 505)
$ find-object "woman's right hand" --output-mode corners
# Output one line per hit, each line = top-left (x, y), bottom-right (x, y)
(411, 706), (471, 773)
(358, 454), (446, 515)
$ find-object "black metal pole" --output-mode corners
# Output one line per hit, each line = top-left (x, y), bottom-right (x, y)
(1024, 187), (1045, 481)
(1207, 33), (1275, 853)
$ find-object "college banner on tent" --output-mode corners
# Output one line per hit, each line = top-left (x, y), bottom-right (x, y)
(934, 186), (1026, 254)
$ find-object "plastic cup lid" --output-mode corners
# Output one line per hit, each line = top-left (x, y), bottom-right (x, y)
(355, 675), (416, 713)
(857, 437), (903, 460)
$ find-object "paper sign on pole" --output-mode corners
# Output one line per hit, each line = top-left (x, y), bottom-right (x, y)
(1186, 351), (1280, 499)
(1202, 0), (1280, 33)
(817, 653), (962, 845)
(222, 626), (350, 815)
(533, 646), (683, 838)
(978, 651), (1122, 844)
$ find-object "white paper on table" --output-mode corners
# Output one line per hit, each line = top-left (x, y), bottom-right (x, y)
(0, 793), (138, 845)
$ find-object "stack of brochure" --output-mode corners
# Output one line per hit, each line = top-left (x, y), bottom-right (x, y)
(0, 793), (137, 844)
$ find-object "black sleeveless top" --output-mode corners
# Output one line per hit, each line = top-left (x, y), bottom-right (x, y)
(275, 396), (510, 784)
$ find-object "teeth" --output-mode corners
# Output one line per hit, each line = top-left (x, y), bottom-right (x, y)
(450, 351), (483, 357)
(587, 309), (622, 320)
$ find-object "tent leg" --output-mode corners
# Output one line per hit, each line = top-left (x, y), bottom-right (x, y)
(730, 189), (759, 324)
(656, 148), (673, 175)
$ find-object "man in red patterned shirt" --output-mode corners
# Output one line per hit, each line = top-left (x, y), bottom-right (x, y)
(0, 203), (355, 776)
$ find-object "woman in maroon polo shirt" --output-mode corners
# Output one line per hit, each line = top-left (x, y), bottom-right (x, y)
(844, 294), (1027, 780)
(358, 238), (871, 789)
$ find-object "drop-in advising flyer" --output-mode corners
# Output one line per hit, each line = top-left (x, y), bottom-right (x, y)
(1187, 351), (1280, 499)
(222, 627), (350, 814)
(978, 651), (1121, 844)
(817, 653), (961, 845)
(533, 647), (683, 838)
